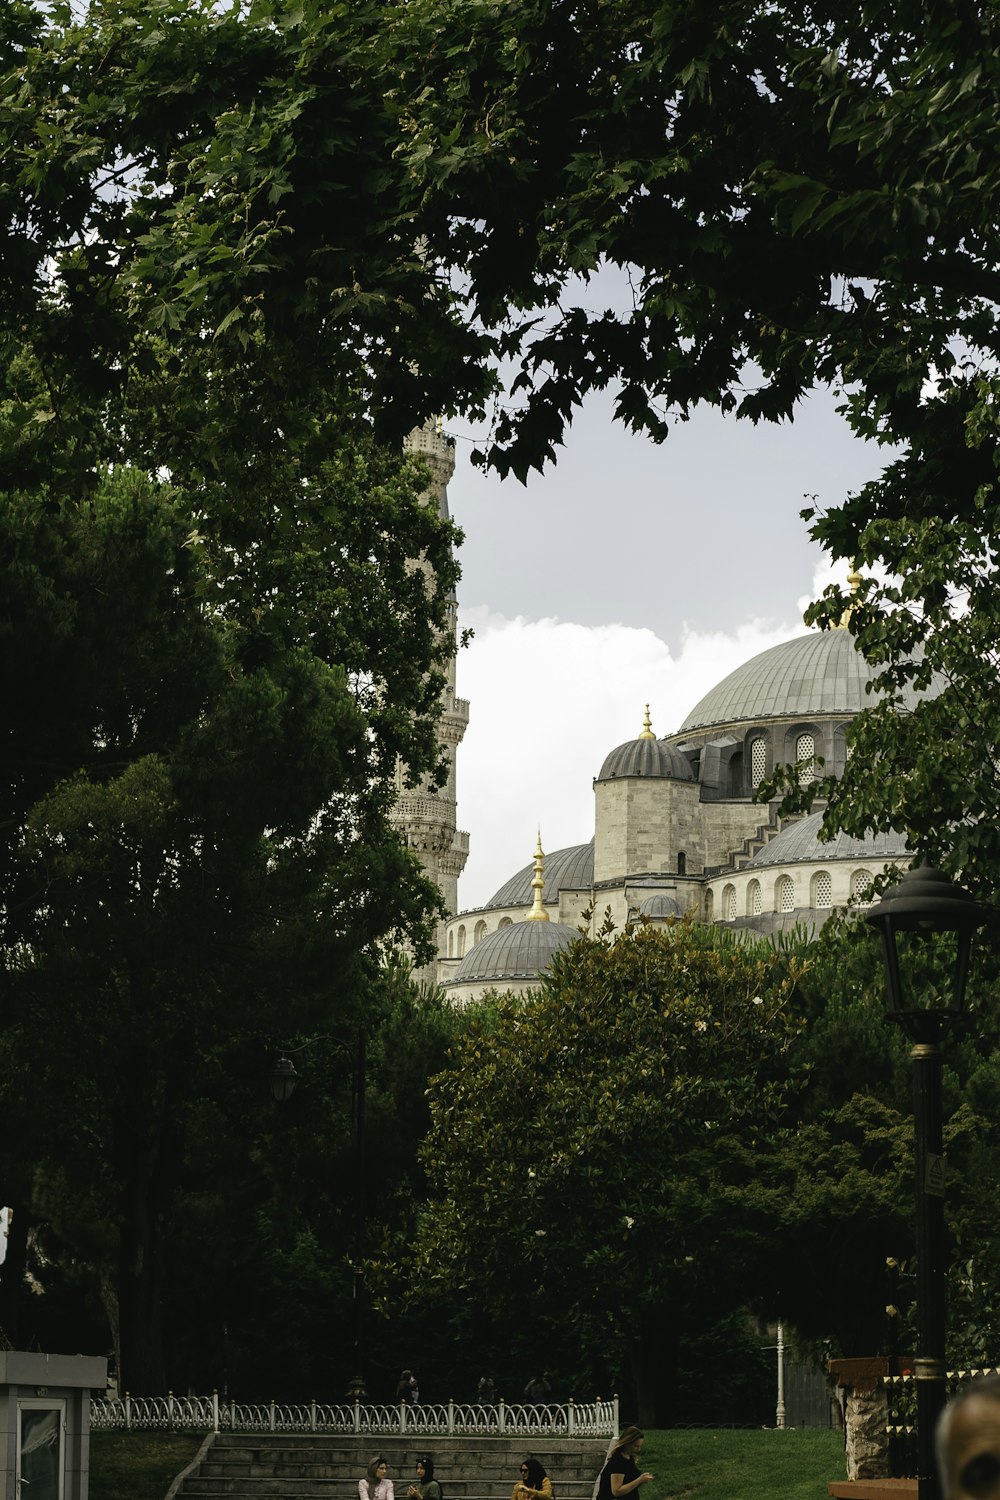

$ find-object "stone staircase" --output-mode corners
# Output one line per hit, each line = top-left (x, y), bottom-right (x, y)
(171, 1434), (608, 1500)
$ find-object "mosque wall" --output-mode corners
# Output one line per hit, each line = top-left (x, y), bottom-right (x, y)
(593, 779), (704, 881)
(701, 800), (779, 869)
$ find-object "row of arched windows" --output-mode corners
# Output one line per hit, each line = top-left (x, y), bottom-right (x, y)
(446, 915), (513, 957)
(715, 868), (873, 921)
(735, 731), (821, 796)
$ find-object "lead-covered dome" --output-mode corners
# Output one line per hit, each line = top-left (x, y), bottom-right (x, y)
(680, 630), (936, 733)
(486, 840), (594, 910)
(745, 812), (910, 868)
(443, 919), (578, 988)
(598, 738), (693, 781)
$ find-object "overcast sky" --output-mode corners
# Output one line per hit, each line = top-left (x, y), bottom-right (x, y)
(444, 379), (891, 912)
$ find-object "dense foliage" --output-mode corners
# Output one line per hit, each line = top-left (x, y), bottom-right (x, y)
(0, 0), (479, 1395)
(384, 924), (812, 1422)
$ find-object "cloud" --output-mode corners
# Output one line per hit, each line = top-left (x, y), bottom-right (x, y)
(453, 602), (813, 911)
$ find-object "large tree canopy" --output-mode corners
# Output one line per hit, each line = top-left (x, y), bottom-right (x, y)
(383, 923), (920, 1423)
(383, 0), (1000, 473)
(378, 0), (1000, 883)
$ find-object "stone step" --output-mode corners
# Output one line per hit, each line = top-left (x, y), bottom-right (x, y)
(174, 1435), (606, 1500)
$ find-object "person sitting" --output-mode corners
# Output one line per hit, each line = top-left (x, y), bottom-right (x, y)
(360, 1456), (394, 1500)
(513, 1456), (553, 1500)
(408, 1456), (442, 1500)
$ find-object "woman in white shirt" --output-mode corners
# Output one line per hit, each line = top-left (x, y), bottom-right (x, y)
(360, 1457), (394, 1500)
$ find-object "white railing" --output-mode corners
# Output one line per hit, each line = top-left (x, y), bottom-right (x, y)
(89, 1395), (618, 1439)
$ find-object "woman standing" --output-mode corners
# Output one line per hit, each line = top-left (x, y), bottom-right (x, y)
(512, 1457), (553, 1500)
(407, 1456), (442, 1500)
(594, 1428), (652, 1500)
(360, 1457), (394, 1500)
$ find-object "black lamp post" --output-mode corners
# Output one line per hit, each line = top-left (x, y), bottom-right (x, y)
(865, 866), (988, 1500)
(271, 1029), (367, 1367)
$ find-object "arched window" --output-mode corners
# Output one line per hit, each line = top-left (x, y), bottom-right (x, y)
(723, 884), (737, 921)
(747, 879), (762, 917)
(813, 870), (833, 908)
(750, 737), (767, 788)
(474, 919), (487, 945)
(775, 874), (795, 913)
(796, 732), (817, 785)
(498, 916), (513, 929)
(677, 851), (686, 876)
(447, 930), (454, 958)
(728, 752), (744, 796)
(704, 888), (714, 922)
(850, 869), (874, 904)
(457, 925), (466, 958)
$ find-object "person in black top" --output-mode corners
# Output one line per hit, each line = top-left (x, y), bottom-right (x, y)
(594, 1427), (653, 1500)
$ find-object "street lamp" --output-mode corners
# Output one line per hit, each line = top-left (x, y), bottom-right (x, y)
(865, 865), (988, 1500)
(270, 1030), (367, 1367)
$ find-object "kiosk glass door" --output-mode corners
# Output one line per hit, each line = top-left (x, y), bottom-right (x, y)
(17, 1400), (65, 1500)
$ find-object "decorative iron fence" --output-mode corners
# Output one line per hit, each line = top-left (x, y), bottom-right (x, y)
(89, 1395), (619, 1440)
(884, 1367), (1000, 1479)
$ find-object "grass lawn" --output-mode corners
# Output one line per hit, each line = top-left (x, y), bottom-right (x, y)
(642, 1427), (845, 1500)
(89, 1430), (205, 1500)
(84, 1426), (845, 1500)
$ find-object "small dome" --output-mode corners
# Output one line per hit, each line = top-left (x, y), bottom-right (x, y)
(745, 812), (910, 868)
(444, 919), (578, 988)
(679, 630), (938, 733)
(486, 840), (594, 910)
(638, 893), (683, 920)
(598, 739), (693, 782)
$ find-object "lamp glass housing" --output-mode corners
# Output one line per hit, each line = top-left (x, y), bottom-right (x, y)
(270, 1055), (298, 1102)
(865, 867), (987, 1042)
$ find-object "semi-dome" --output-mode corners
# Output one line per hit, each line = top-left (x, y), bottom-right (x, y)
(598, 738), (693, 782)
(486, 840), (594, 910)
(443, 918), (578, 988)
(638, 893), (683, 919)
(679, 630), (937, 733)
(745, 812), (911, 868)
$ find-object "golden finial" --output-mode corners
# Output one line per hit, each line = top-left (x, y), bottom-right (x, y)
(638, 704), (655, 740)
(834, 562), (863, 629)
(525, 830), (550, 922)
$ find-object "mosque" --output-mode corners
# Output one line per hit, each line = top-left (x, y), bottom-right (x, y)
(394, 425), (931, 1003)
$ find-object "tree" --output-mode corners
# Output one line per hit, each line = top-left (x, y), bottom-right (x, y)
(383, 922), (812, 1423)
(1, 0), (481, 1391)
(0, 456), (456, 1391)
(381, 0), (1000, 469)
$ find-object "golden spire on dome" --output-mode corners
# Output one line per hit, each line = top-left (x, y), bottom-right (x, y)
(834, 563), (863, 629)
(524, 831), (550, 922)
(638, 704), (655, 740)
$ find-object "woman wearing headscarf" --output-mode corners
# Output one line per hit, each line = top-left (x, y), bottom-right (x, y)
(408, 1456), (442, 1500)
(360, 1457), (394, 1500)
(512, 1456), (553, 1500)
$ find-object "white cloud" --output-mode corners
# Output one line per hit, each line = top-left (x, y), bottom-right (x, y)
(453, 603), (812, 911)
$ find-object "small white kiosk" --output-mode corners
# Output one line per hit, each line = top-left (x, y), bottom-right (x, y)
(0, 1352), (107, 1500)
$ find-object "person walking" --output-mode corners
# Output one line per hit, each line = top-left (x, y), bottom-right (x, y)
(522, 1375), (551, 1407)
(360, 1457), (394, 1500)
(594, 1427), (653, 1500)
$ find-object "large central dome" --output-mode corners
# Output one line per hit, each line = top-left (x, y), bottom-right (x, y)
(679, 630), (934, 733)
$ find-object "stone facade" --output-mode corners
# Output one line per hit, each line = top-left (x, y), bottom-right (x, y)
(436, 623), (929, 1000)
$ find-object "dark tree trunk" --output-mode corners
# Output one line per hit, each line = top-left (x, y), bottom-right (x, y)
(628, 1313), (678, 1428)
(117, 1182), (167, 1393)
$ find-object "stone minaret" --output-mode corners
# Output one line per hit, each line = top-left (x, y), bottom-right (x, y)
(391, 420), (469, 980)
